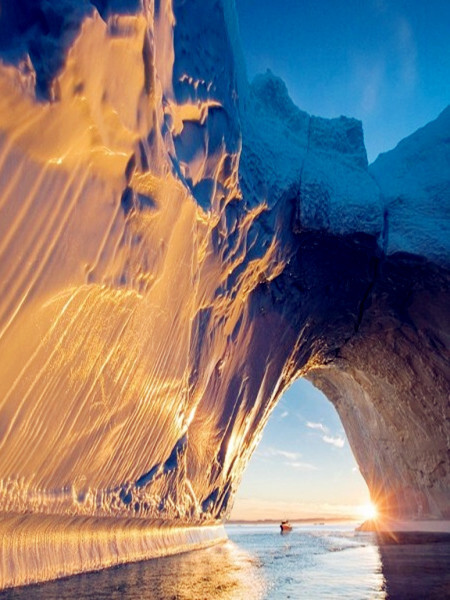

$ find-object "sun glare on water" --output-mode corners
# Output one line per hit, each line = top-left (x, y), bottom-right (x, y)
(358, 502), (378, 521)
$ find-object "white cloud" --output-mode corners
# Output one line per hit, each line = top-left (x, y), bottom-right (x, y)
(280, 410), (289, 419)
(306, 422), (345, 448)
(256, 447), (317, 471)
(322, 435), (345, 448)
(289, 461), (318, 471)
(355, 14), (417, 117)
(359, 59), (385, 115)
(276, 449), (300, 461)
(396, 17), (417, 93)
(306, 421), (328, 434)
(257, 447), (300, 461)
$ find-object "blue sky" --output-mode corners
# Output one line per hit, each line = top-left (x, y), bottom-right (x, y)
(230, 379), (370, 520)
(236, 0), (450, 162)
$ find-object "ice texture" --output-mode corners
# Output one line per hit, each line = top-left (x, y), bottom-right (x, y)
(370, 105), (450, 266)
(0, 515), (225, 589)
(0, 0), (449, 588)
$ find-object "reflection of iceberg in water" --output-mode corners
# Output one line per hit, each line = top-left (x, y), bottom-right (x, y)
(0, 538), (266, 600)
(0, 0), (450, 589)
(377, 533), (450, 599)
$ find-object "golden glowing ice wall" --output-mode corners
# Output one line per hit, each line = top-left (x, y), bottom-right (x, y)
(0, 0), (285, 525)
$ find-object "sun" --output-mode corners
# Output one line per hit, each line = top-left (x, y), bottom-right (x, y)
(358, 502), (378, 521)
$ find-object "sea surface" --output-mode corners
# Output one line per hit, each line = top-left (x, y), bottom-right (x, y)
(1, 523), (450, 599)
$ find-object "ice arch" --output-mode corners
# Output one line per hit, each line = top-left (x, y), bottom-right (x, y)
(0, 0), (448, 588)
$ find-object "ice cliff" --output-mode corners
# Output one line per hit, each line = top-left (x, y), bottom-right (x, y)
(0, 0), (449, 588)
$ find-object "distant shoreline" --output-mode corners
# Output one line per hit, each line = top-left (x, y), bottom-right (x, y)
(226, 517), (359, 525)
(226, 518), (450, 535)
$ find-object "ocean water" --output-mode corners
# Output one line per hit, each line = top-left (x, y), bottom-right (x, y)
(1, 523), (449, 599)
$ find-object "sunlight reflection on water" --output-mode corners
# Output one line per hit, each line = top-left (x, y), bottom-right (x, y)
(227, 525), (387, 599)
(0, 540), (266, 600)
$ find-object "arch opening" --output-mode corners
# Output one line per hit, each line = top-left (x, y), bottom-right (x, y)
(230, 379), (372, 523)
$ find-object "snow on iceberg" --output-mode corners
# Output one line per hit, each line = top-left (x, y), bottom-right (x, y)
(370, 105), (450, 266)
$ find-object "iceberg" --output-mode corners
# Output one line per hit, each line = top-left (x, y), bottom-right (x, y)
(0, 0), (449, 588)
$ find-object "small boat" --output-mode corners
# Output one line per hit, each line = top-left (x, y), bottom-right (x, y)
(280, 520), (292, 533)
